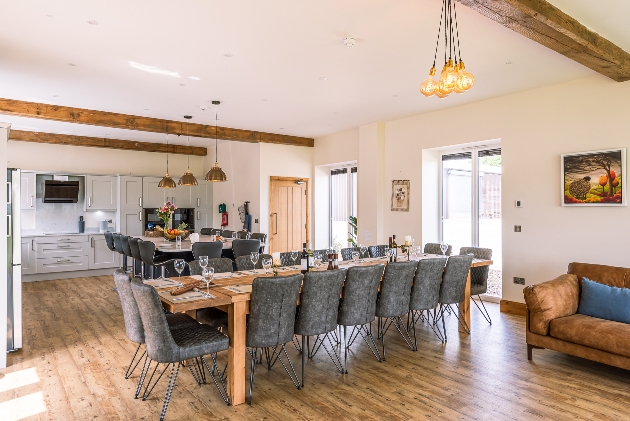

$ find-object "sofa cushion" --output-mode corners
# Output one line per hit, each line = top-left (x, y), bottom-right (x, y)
(578, 278), (630, 324)
(568, 262), (630, 289)
(550, 314), (630, 358)
(523, 274), (579, 336)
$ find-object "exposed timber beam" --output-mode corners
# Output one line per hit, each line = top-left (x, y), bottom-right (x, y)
(10, 130), (207, 156)
(457, 0), (630, 82)
(0, 98), (314, 147)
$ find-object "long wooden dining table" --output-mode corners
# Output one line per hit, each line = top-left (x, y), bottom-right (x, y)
(153, 254), (492, 406)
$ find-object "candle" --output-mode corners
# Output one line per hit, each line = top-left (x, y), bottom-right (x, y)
(272, 252), (281, 267)
(405, 235), (411, 246)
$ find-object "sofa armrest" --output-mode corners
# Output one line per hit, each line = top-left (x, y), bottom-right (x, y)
(523, 274), (579, 335)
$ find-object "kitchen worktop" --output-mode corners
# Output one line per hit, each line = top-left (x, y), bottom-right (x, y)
(21, 231), (112, 237)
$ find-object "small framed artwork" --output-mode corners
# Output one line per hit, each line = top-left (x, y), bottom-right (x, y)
(391, 180), (410, 212)
(561, 148), (626, 206)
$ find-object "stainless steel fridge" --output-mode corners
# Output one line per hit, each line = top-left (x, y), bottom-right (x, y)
(7, 168), (22, 352)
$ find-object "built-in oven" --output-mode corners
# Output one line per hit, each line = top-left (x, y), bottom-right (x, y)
(143, 208), (195, 232)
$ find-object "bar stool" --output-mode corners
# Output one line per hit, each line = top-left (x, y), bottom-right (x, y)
(120, 235), (134, 275)
(138, 240), (176, 279)
(128, 237), (144, 278)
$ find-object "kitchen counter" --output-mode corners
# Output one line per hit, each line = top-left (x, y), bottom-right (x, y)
(21, 231), (111, 237)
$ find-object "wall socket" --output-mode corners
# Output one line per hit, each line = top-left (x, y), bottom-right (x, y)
(514, 225), (522, 232)
(254, 218), (259, 223)
(513, 277), (525, 285)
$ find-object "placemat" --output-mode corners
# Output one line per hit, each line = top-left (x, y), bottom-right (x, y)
(160, 289), (216, 302)
(144, 278), (183, 288)
(222, 284), (253, 294)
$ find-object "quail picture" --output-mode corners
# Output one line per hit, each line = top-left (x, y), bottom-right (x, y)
(391, 180), (410, 212)
(562, 148), (626, 206)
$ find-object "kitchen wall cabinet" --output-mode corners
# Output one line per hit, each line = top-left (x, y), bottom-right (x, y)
(89, 234), (119, 269)
(142, 177), (167, 208)
(21, 238), (36, 275)
(194, 182), (213, 209)
(119, 176), (143, 209)
(195, 208), (213, 230)
(20, 172), (37, 210)
(86, 175), (118, 211)
(173, 181), (194, 208)
(120, 210), (143, 236)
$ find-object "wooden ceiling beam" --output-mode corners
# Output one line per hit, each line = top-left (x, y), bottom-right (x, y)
(457, 0), (630, 82)
(0, 98), (314, 147)
(9, 130), (207, 156)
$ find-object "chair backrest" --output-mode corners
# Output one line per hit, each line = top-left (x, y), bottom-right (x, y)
(439, 255), (473, 304)
(337, 264), (385, 326)
(129, 237), (142, 261)
(235, 254), (272, 271)
(340, 247), (369, 261)
(375, 261), (418, 318)
(424, 243), (452, 256)
(246, 274), (303, 348)
(138, 240), (157, 265)
(130, 281), (180, 363)
(222, 230), (234, 238)
(235, 231), (249, 239)
(121, 235), (133, 257)
(409, 258), (446, 311)
(459, 247), (492, 289)
(199, 228), (213, 235)
(368, 245), (388, 258)
(104, 231), (116, 251)
(232, 239), (261, 258)
(112, 233), (124, 254)
(250, 233), (267, 243)
(313, 249), (329, 262)
(295, 270), (346, 336)
(279, 252), (298, 267)
(189, 258), (234, 275)
(192, 241), (223, 259)
(113, 269), (144, 344)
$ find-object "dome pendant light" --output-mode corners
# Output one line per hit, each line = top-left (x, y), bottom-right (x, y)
(178, 115), (198, 186)
(205, 100), (227, 182)
(158, 134), (177, 188)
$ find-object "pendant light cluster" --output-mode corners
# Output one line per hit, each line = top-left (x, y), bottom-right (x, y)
(420, 0), (474, 98)
(159, 101), (227, 189)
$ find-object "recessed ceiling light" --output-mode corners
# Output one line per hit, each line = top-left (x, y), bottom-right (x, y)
(53, 95), (60, 97)
(279, 128), (284, 130)
(343, 37), (356, 48)
(393, 94), (398, 97)
(506, 61), (513, 65)
(87, 20), (98, 25)
(333, 112), (337, 114)
(144, 108), (150, 110)
(179, 83), (186, 86)
(67, 63), (77, 66)
(188, 76), (200, 80)
(319, 77), (327, 81)
(262, 99), (268, 102)
(224, 54), (233, 57)
(46, 14), (53, 18)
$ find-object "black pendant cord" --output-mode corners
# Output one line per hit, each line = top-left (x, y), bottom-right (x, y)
(215, 105), (219, 165)
(187, 122), (191, 171)
(448, 0), (454, 62)
(166, 135), (169, 174)
(443, 0), (448, 65)
(432, 0), (445, 69)
(453, 0), (462, 63)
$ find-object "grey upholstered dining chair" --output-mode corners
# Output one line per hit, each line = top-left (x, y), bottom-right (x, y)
(235, 231), (250, 239)
(337, 264), (385, 372)
(131, 281), (230, 419)
(232, 239), (261, 258)
(424, 243), (452, 256)
(138, 240), (175, 279)
(235, 254), (272, 271)
(436, 255), (473, 342)
(221, 229), (234, 238)
(199, 228), (213, 235)
(192, 241), (223, 259)
(249, 233), (267, 243)
(312, 249), (330, 262)
(280, 251), (299, 267)
(409, 258), (447, 344)
(340, 247), (369, 261)
(294, 269), (346, 386)
(112, 270), (198, 398)
(247, 274), (303, 405)
(368, 245), (389, 258)
(460, 247), (493, 325)
(188, 258), (234, 275)
(375, 261), (418, 358)
(187, 259), (232, 330)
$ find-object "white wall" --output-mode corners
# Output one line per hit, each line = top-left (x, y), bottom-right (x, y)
(7, 141), (205, 177)
(0, 124), (9, 368)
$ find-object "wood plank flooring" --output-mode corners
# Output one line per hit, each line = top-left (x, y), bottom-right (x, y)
(2, 276), (629, 420)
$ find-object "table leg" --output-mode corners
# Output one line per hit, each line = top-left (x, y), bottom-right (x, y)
(227, 300), (247, 405)
(459, 271), (471, 333)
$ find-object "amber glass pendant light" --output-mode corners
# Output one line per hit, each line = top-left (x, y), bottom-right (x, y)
(178, 115), (198, 186)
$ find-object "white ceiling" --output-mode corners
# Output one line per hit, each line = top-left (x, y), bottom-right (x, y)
(0, 0), (622, 145)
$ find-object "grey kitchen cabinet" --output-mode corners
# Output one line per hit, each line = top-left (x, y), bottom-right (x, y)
(194, 182), (212, 209)
(195, 208), (213, 231)
(119, 176), (143, 210)
(21, 237), (36, 275)
(86, 175), (118, 211)
(142, 177), (167, 208)
(20, 172), (37, 210)
(89, 234), (119, 269)
(120, 210), (144, 236)
(173, 180), (194, 208)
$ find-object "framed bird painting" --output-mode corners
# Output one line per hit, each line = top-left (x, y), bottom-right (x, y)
(561, 148), (626, 206)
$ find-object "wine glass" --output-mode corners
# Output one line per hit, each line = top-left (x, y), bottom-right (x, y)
(246, 232), (252, 240)
(232, 232), (238, 240)
(262, 257), (272, 274)
(313, 252), (322, 270)
(440, 244), (449, 256)
(199, 256), (209, 272)
(250, 252), (260, 274)
(202, 267), (214, 292)
(360, 245), (368, 262)
(174, 259), (186, 278)
(351, 251), (360, 265)
(290, 250), (298, 267)
(175, 235), (182, 249)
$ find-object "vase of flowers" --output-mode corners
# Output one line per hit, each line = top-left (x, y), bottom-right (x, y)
(157, 201), (177, 229)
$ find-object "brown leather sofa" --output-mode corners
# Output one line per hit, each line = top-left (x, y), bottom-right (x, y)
(523, 262), (630, 370)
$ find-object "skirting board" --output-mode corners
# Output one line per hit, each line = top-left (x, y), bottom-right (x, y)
(500, 300), (526, 316)
(23, 268), (117, 282)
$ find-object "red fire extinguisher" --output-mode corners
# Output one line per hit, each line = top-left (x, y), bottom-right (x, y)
(221, 212), (228, 227)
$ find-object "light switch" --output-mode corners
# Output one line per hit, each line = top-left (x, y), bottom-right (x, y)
(514, 225), (522, 232)
(364, 231), (371, 242)
(515, 200), (523, 208)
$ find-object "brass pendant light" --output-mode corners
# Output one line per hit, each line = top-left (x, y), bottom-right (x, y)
(205, 100), (227, 182)
(158, 134), (177, 188)
(178, 115), (198, 186)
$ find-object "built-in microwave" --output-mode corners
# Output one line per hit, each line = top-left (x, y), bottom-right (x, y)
(143, 208), (195, 232)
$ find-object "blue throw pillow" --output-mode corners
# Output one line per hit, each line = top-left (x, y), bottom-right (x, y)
(577, 277), (630, 324)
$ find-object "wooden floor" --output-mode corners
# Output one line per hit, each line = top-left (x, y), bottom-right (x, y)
(2, 276), (630, 421)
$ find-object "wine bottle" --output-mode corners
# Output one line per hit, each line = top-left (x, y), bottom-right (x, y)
(301, 243), (308, 274)
(307, 242), (314, 272)
(391, 235), (398, 262)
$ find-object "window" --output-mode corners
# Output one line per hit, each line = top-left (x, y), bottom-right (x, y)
(441, 147), (502, 297)
(330, 166), (357, 250)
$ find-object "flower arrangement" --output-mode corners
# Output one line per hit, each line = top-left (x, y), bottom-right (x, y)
(157, 201), (177, 227)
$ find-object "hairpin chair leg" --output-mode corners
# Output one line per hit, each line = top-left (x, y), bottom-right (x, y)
(302, 335), (306, 388)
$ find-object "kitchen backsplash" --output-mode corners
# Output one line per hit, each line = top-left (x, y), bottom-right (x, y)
(21, 174), (116, 234)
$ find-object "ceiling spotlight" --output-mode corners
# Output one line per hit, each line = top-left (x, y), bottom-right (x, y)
(224, 54), (233, 57)
(46, 14), (53, 18)
(188, 76), (200, 80)
(506, 61), (513, 65)
(343, 37), (356, 48)
(88, 20), (99, 25)
(53, 95), (60, 97)
(179, 83), (186, 86)
(67, 63), (77, 66)
(262, 99), (268, 102)
(319, 77), (327, 81)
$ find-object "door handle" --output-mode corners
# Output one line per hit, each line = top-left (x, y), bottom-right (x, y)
(139, 197), (143, 207)
(7, 182), (11, 205)
(273, 213), (278, 235)
(7, 215), (11, 237)
(197, 198), (200, 207)
(197, 211), (200, 220)
(88, 197), (92, 207)
(30, 196), (34, 207)
(139, 211), (142, 221)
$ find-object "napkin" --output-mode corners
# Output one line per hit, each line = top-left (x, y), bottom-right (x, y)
(189, 233), (200, 244)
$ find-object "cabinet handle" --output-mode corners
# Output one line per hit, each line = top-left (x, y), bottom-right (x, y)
(197, 198), (200, 207)
(139, 197), (143, 208)
(7, 215), (11, 237)
(197, 211), (200, 220)
(139, 211), (142, 221)
(7, 182), (11, 205)
(91, 237), (94, 248)
(88, 197), (92, 207)
(30, 196), (34, 207)
(57, 238), (70, 242)
(57, 245), (73, 248)
(56, 259), (72, 263)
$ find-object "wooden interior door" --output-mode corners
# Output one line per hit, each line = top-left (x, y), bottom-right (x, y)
(270, 177), (309, 253)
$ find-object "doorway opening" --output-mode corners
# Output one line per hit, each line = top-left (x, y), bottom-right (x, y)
(330, 166), (357, 250)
